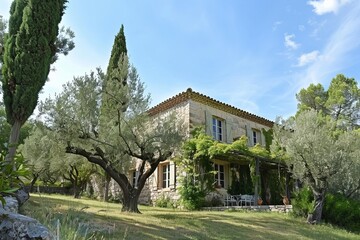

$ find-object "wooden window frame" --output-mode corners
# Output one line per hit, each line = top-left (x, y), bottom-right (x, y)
(214, 163), (225, 188)
(159, 162), (171, 189)
(212, 117), (224, 141)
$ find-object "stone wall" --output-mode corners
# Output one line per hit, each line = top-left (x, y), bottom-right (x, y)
(146, 101), (189, 204)
(0, 197), (54, 239)
(26, 186), (72, 195)
(145, 99), (272, 203)
(150, 188), (180, 205)
(189, 100), (271, 145)
(85, 98), (272, 205)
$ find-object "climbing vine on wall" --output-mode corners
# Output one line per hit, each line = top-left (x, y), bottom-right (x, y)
(178, 127), (277, 207)
(262, 128), (273, 151)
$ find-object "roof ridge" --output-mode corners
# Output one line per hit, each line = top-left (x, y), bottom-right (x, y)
(148, 88), (274, 127)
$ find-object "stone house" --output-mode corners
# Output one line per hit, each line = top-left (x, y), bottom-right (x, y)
(135, 88), (274, 205)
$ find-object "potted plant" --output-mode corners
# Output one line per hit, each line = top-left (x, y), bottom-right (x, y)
(282, 195), (290, 205)
(265, 187), (271, 205)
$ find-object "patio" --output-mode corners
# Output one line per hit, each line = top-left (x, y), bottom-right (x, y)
(224, 194), (255, 207)
(214, 152), (292, 207)
(202, 204), (293, 213)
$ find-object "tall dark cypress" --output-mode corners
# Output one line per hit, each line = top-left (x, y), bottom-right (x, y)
(101, 24), (128, 113)
(1, 0), (68, 162)
(106, 25), (127, 79)
(99, 25), (128, 202)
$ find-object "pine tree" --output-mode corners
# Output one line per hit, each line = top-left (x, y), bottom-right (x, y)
(1, 0), (68, 162)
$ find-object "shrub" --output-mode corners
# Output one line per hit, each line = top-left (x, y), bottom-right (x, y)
(0, 152), (30, 205)
(204, 193), (223, 207)
(291, 186), (314, 218)
(179, 179), (205, 210)
(155, 194), (174, 208)
(323, 193), (360, 233)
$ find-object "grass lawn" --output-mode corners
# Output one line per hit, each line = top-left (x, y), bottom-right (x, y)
(21, 194), (358, 240)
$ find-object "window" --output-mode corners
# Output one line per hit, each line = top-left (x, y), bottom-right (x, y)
(132, 171), (137, 187)
(214, 164), (225, 188)
(161, 163), (170, 188)
(212, 117), (224, 141)
(253, 130), (258, 144)
(130, 170), (138, 188)
(157, 162), (175, 189)
(252, 130), (260, 145)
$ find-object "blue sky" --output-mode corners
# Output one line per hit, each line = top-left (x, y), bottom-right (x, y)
(1, 0), (359, 121)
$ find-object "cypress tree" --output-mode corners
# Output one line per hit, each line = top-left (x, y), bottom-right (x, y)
(101, 24), (128, 114)
(1, 0), (68, 162)
(103, 24), (128, 96)
(106, 24), (127, 80)
(100, 24), (128, 202)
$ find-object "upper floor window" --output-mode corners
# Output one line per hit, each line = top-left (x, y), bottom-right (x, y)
(253, 130), (260, 145)
(212, 117), (223, 141)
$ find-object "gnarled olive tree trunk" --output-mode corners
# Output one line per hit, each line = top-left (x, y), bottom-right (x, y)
(66, 145), (170, 213)
(307, 188), (326, 224)
(103, 173), (111, 202)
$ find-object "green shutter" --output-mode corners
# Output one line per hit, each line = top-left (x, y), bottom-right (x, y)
(169, 161), (176, 189)
(245, 124), (253, 146)
(260, 131), (265, 146)
(152, 167), (158, 190)
(205, 110), (213, 136)
(226, 117), (233, 143)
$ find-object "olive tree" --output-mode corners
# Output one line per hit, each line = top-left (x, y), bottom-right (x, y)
(39, 61), (184, 212)
(273, 110), (360, 223)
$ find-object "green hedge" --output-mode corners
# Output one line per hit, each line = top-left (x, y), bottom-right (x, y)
(291, 187), (314, 218)
(179, 178), (205, 210)
(323, 193), (360, 233)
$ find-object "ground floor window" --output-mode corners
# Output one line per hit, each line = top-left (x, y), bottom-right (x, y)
(214, 163), (225, 188)
(132, 171), (137, 187)
(159, 163), (170, 188)
(130, 170), (138, 188)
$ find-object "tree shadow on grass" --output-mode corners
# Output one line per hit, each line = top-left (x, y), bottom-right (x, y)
(22, 196), (358, 240)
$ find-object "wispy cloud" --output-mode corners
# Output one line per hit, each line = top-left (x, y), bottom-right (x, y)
(308, 19), (327, 38)
(284, 34), (300, 50)
(274, 1), (360, 116)
(297, 50), (320, 67)
(308, 0), (351, 15)
(295, 1), (360, 90)
(272, 21), (282, 31)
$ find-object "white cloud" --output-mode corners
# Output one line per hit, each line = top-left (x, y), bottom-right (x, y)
(284, 34), (300, 50)
(274, 1), (360, 115)
(295, 1), (360, 91)
(297, 50), (320, 67)
(308, 0), (351, 15)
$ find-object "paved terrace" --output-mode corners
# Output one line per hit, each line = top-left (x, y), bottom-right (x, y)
(202, 205), (293, 213)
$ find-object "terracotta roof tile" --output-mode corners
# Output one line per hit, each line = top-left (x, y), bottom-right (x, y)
(148, 88), (274, 127)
